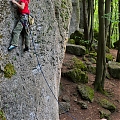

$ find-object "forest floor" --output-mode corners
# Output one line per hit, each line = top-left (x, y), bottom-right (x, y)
(59, 49), (120, 120)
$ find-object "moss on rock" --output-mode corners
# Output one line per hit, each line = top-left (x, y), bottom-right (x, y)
(70, 30), (84, 45)
(72, 56), (87, 71)
(89, 52), (97, 59)
(77, 84), (94, 102)
(99, 99), (116, 113)
(4, 63), (16, 78)
(64, 68), (88, 84)
(68, 39), (75, 44)
(106, 53), (114, 62)
(0, 110), (6, 120)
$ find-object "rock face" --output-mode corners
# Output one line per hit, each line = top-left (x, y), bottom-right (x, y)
(69, 0), (80, 36)
(0, 0), (72, 120)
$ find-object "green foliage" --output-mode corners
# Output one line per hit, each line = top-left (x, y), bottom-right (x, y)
(94, 0), (119, 46)
(4, 63), (16, 78)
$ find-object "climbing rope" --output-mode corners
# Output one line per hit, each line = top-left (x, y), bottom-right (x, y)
(29, 27), (77, 120)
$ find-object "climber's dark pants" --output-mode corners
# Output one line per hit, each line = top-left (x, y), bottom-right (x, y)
(11, 14), (29, 48)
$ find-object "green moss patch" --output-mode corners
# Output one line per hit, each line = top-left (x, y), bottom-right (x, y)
(0, 110), (6, 120)
(64, 68), (88, 84)
(72, 56), (87, 71)
(68, 39), (75, 44)
(99, 99), (116, 112)
(70, 30), (84, 45)
(77, 84), (94, 102)
(4, 63), (16, 78)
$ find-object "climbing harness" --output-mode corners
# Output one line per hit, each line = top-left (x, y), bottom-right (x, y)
(29, 27), (77, 120)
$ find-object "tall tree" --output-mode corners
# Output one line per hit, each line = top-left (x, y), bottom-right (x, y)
(94, 0), (106, 93)
(116, 0), (120, 62)
(105, 0), (111, 45)
(108, 0), (113, 48)
(83, 0), (89, 41)
(89, 0), (94, 50)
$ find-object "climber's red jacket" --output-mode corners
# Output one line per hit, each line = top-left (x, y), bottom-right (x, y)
(19, 0), (30, 14)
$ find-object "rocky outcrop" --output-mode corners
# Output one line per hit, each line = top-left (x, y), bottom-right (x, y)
(69, 0), (80, 36)
(0, 0), (72, 120)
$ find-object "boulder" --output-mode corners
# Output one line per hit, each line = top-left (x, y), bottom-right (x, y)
(77, 84), (94, 102)
(63, 68), (88, 84)
(99, 108), (111, 120)
(77, 100), (88, 109)
(59, 102), (70, 114)
(66, 44), (86, 56)
(108, 61), (120, 79)
(99, 99), (116, 113)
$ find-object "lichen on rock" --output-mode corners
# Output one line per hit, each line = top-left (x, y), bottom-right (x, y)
(4, 63), (16, 78)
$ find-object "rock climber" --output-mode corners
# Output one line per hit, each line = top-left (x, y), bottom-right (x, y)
(8, 0), (30, 52)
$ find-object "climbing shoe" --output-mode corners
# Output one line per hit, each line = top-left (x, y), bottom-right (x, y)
(23, 46), (29, 52)
(8, 45), (16, 51)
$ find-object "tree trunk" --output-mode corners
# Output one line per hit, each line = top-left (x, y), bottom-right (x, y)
(83, 0), (89, 40)
(94, 0), (106, 93)
(105, 0), (111, 44)
(89, 0), (94, 50)
(108, 0), (113, 48)
(116, 0), (120, 62)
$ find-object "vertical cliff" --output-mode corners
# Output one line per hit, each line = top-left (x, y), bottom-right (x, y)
(69, 0), (80, 36)
(0, 0), (72, 119)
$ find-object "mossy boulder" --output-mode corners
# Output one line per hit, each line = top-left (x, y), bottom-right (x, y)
(63, 68), (88, 84)
(99, 99), (116, 112)
(89, 52), (97, 59)
(66, 44), (86, 56)
(108, 61), (120, 79)
(68, 39), (75, 44)
(59, 102), (70, 114)
(4, 63), (16, 78)
(99, 109), (111, 120)
(77, 84), (94, 102)
(87, 64), (96, 74)
(72, 56), (87, 71)
(70, 30), (84, 45)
